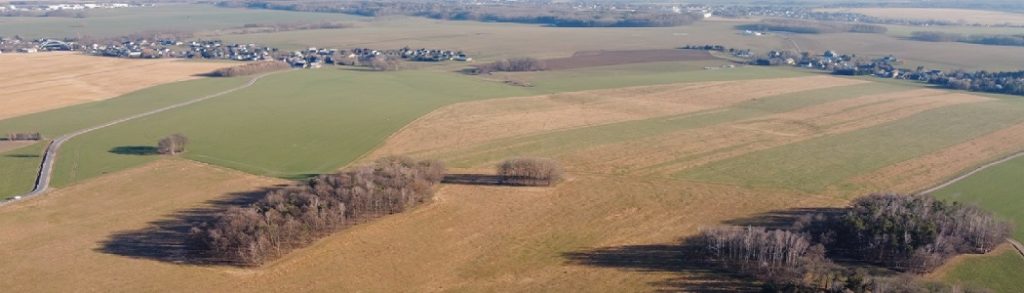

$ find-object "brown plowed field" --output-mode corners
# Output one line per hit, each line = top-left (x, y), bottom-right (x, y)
(0, 52), (227, 120)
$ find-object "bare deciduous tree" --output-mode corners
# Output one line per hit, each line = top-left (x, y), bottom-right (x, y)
(157, 133), (188, 155)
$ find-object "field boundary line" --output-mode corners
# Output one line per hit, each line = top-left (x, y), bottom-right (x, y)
(1009, 239), (1024, 259)
(0, 70), (292, 207)
(915, 150), (1024, 195)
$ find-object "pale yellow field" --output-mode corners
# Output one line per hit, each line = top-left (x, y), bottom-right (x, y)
(0, 159), (841, 292)
(370, 75), (867, 158)
(820, 8), (1024, 26)
(0, 52), (227, 120)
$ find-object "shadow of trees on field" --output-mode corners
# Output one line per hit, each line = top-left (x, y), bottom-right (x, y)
(3, 154), (39, 158)
(562, 207), (849, 292)
(563, 242), (756, 292)
(95, 185), (287, 264)
(109, 146), (159, 156)
(442, 174), (507, 186)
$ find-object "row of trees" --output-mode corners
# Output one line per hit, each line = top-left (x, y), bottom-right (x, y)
(471, 58), (547, 74)
(927, 70), (1024, 96)
(496, 157), (563, 186)
(5, 132), (41, 141)
(737, 19), (888, 34)
(189, 157), (446, 265)
(209, 61), (291, 77)
(696, 194), (1010, 290)
(911, 31), (1024, 47)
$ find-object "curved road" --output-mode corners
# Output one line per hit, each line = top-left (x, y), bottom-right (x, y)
(2, 71), (284, 206)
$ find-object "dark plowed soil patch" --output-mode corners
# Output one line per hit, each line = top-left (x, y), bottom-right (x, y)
(543, 49), (717, 70)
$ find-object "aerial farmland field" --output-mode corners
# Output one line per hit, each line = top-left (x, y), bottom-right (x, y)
(1, 1), (1024, 292)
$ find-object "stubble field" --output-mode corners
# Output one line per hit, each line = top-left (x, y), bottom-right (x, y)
(0, 52), (226, 120)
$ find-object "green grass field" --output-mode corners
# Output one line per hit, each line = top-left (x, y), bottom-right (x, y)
(942, 249), (1024, 293)
(682, 100), (1024, 194)
(933, 153), (1024, 241)
(0, 142), (46, 198)
(0, 4), (363, 38)
(47, 64), (812, 188)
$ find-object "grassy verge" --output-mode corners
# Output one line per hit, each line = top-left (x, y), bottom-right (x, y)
(0, 142), (46, 199)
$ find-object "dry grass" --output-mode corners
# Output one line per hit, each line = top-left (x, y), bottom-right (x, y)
(369, 75), (866, 158)
(845, 122), (1024, 194)
(0, 140), (34, 154)
(0, 159), (841, 291)
(0, 52), (227, 120)
(821, 8), (1024, 26)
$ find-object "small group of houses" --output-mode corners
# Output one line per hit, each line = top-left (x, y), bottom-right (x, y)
(88, 39), (277, 60)
(0, 37), (76, 53)
(284, 47), (473, 68)
(0, 2), (135, 12)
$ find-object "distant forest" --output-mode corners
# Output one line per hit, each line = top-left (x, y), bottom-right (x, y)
(215, 1), (703, 27)
(737, 19), (887, 34)
(911, 31), (1024, 47)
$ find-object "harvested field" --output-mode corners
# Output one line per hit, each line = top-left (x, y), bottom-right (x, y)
(0, 140), (34, 154)
(0, 52), (227, 120)
(0, 159), (286, 292)
(0, 160), (841, 291)
(542, 49), (718, 70)
(847, 122), (1024, 194)
(564, 89), (989, 176)
(369, 75), (867, 159)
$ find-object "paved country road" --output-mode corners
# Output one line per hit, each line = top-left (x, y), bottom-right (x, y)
(1, 71), (285, 207)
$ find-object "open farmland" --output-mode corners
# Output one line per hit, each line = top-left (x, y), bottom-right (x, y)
(0, 52), (226, 120)
(3, 71), (1023, 291)
(820, 8), (1024, 26)
(937, 246), (1024, 293)
(32, 62), (806, 191)
(0, 4), (363, 39)
(541, 49), (716, 70)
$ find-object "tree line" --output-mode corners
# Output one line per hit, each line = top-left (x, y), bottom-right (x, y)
(696, 194), (1010, 291)
(188, 157), (446, 265)
(5, 132), (42, 141)
(911, 31), (1024, 47)
(471, 58), (547, 74)
(209, 61), (291, 77)
(157, 134), (188, 155)
(737, 19), (888, 34)
(497, 157), (563, 186)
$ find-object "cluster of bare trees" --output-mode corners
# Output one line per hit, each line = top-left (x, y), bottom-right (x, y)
(912, 31), (1024, 47)
(698, 226), (832, 288)
(697, 224), (999, 292)
(209, 61), (290, 77)
(189, 156), (445, 265)
(800, 194), (1012, 273)
(497, 157), (563, 186)
(5, 132), (42, 141)
(695, 194), (1009, 291)
(226, 21), (352, 35)
(157, 134), (188, 155)
(471, 58), (547, 74)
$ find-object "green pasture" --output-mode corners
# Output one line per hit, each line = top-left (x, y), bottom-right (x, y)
(0, 142), (46, 199)
(933, 154), (1024, 241)
(942, 249), (1024, 293)
(682, 100), (1024, 194)
(47, 65), (809, 187)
